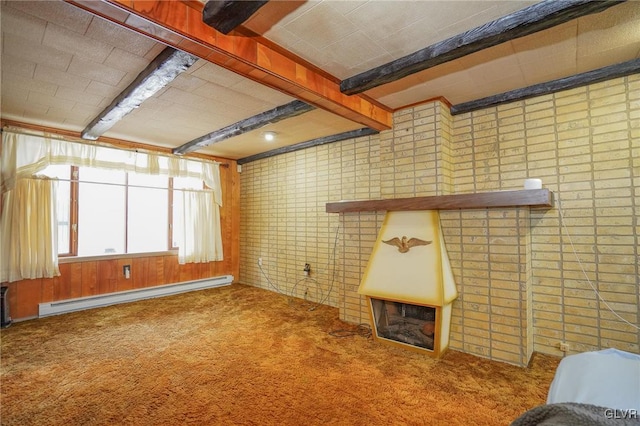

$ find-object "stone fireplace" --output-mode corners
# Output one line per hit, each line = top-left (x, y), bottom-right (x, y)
(358, 210), (458, 358)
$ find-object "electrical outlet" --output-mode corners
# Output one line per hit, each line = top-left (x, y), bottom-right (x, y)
(559, 342), (569, 352)
(258, 257), (263, 266)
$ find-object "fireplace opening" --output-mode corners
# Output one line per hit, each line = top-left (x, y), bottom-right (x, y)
(370, 298), (436, 351)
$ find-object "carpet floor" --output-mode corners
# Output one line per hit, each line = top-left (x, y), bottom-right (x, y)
(0, 283), (559, 425)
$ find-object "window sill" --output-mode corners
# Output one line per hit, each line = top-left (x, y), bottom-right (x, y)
(58, 250), (178, 264)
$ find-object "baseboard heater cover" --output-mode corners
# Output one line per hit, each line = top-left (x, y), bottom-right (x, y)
(38, 275), (234, 317)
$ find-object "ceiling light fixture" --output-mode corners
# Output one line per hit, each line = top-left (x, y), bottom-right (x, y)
(264, 131), (276, 142)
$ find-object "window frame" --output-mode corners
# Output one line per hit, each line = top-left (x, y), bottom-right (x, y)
(57, 165), (178, 258)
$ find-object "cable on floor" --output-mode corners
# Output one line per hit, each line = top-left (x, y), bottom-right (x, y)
(329, 323), (372, 339)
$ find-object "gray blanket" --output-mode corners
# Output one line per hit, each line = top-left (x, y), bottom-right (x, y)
(511, 403), (640, 426)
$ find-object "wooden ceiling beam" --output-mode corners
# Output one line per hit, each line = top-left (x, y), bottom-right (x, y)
(173, 100), (315, 155)
(340, 0), (626, 95)
(82, 47), (198, 140)
(66, 0), (392, 132)
(203, 1), (269, 35)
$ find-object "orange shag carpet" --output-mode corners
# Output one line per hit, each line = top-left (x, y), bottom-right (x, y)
(1, 284), (559, 425)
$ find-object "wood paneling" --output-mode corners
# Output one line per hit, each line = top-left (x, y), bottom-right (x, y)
(81, 262), (98, 296)
(3, 156), (241, 321)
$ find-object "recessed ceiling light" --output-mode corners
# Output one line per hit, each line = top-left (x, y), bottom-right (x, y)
(263, 131), (276, 142)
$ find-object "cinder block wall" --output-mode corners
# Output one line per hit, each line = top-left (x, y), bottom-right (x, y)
(239, 74), (639, 365)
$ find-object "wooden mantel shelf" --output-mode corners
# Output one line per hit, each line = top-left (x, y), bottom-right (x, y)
(325, 189), (553, 213)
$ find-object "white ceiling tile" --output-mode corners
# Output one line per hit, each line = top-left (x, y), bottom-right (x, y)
(55, 87), (105, 108)
(260, 24), (304, 58)
(1, 54), (36, 77)
(8, 0), (92, 35)
(27, 91), (76, 112)
(169, 73), (208, 93)
(320, 31), (386, 77)
(378, 18), (441, 59)
(1, 101), (26, 120)
(326, 0), (368, 16)
(577, 44), (640, 72)
(85, 80), (120, 99)
(228, 79), (294, 106)
(2, 33), (72, 71)
(67, 56), (127, 87)
(43, 22), (113, 63)
(143, 43), (168, 61)
(196, 84), (274, 114)
(518, 53), (577, 86)
(157, 87), (213, 110)
(345, 1), (428, 43)
(67, 104), (103, 125)
(84, 15), (157, 57)
(189, 61), (246, 87)
(511, 22), (577, 65)
(2, 71), (58, 96)
(0, 5), (47, 43)
(283, 2), (357, 50)
(1, 82), (29, 102)
(103, 48), (151, 74)
(22, 102), (50, 117)
(576, 1), (640, 58)
(35, 64), (91, 91)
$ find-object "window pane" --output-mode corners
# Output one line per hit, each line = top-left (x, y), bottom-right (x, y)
(128, 173), (168, 253)
(172, 177), (203, 248)
(39, 165), (71, 254)
(78, 168), (126, 256)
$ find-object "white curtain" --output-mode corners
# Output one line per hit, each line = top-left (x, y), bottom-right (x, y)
(0, 177), (60, 282)
(1, 130), (222, 194)
(1, 128), (224, 282)
(177, 190), (223, 264)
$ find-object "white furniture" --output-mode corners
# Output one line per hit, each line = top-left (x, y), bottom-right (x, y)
(546, 348), (640, 411)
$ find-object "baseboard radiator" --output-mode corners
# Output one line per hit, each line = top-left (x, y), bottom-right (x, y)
(38, 275), (234, 318)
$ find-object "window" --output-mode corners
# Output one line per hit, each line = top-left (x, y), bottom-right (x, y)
(78, 167), (127, 256)
(41, 165), (178, 257)
(127, 172), (169, 254)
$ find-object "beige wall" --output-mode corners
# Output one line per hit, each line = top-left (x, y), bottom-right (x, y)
(239, 74), (639, 366)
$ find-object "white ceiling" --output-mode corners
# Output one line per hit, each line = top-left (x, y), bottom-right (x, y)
(1, 0), (639, 160)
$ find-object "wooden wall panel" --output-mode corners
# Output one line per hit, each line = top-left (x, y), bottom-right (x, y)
(81, 262), (98, 296)
(164, 256), (180, 284)
(132, 257), (149, 289)
(69, 263), (83, 299)
(98, 260), (118, 294)
(54, 263), (71, 301)
(41, 278), (55, 303)
(15, 279), (41, 319)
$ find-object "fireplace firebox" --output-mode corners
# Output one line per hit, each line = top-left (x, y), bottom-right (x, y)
(370, 299), (437, 350)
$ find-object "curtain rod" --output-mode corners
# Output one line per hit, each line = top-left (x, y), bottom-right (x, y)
(1, 126), (230, 168)
(29, 176), (216, 194)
